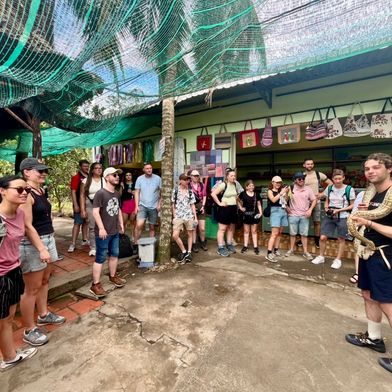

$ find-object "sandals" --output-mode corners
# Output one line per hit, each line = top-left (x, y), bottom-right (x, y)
(0, 347), (37, 371)
(349, 274), (358, 284)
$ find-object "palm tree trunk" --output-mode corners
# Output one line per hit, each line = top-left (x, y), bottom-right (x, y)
(158, 97), (175, 263)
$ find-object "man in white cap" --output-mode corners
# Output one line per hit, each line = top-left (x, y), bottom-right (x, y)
(90, 167), (126, 298)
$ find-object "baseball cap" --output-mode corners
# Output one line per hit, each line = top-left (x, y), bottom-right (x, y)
(293, 171), (306, 180)
(271, 175), (282, 182)
(20, 158), (50, 172)
(190, 170), (200, 176)
(103, 167), (122, 178)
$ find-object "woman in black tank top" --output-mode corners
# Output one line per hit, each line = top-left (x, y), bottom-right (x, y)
(19, 159), (65, 346)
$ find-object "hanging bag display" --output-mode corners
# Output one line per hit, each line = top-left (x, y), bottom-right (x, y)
(239, 121), (260, 148)
(277, 114), (300, 144)
(214, 124), (232, 149)
(197, 127), (212, 151)
(261, 118), (273, 148)
(305, 109), (327, 141)
(343, 102), (371, 137)
(370, 98), (392, 139)
(325, 106), (343, 140)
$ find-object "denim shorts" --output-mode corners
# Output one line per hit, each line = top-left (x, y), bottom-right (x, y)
(321, 217), (348, 238)
(358, 252), (392, 302)
(95, 233), (120, 264)
(288, 216), (310, 236)
(137, 205), (158, 225)
(20, 234), (59, 274)
(270, 207), (288, 228)
(73, 212), (85, 225)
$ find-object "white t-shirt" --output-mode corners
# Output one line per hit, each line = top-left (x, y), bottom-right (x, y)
(82, 177), (105, 202)
(324, 185), (355, 219)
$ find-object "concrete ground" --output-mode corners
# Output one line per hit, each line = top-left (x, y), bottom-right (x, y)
(1, 218), (391, 391)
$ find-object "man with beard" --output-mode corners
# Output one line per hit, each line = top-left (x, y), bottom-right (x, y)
(345, 153), (392, 374)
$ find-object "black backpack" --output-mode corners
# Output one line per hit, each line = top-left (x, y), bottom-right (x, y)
(118, 234), (133, 258)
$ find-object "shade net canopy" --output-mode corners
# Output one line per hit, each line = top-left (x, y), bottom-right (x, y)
(0, 0), (391, 159)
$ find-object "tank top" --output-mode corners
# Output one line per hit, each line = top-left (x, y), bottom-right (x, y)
(121, 183), (135, 202)
(269, 190), (281, 207)
(31, 190), (54, 236)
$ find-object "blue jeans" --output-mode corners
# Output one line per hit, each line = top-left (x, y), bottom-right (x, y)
(95, 233), (120, 264)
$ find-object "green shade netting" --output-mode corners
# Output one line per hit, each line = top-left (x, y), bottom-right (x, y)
(0, 0), (392, 155)
(0, 115), (160, 162)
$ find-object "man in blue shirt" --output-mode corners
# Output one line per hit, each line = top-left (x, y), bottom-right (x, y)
(134, 162), (162, 243)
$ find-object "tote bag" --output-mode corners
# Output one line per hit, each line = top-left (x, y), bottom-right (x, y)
(370, 98), (392, 139)
(261, 118), (273, 148)
(197, 127), (212, 151)
(325, 106), (343, 140)
(277, 115), (300, 144)
(343, 102), (371, 137)
(214, 124), (232, 149)
(305, 109), (327, 141)
(239, 121), (260, 148)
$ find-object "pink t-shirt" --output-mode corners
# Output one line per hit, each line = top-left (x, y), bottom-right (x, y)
(0, 208), (25, 276)
(288, 185), (316, 216)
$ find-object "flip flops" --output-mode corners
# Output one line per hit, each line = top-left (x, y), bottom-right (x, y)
(0, 347), (37, 371)
(349, 273), (358, 284)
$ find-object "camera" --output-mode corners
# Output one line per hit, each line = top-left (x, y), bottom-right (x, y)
(326, 209), (335, 218)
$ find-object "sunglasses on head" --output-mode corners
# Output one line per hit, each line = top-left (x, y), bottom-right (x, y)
(8, 186), (32, 194)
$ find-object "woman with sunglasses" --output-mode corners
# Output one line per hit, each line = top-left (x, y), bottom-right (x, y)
(265, 176), (289, 262)
(0, 175), (37, 370)
(80, 162), (104, 256)
(19, 158), (65, 347)
(120, 172), (136, 241)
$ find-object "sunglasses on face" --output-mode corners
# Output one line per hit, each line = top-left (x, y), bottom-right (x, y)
(37, 169), (48, 174)
(8, 186), (32, 194)
(296, 178), (305, 181)
(111, 173), (119, 178)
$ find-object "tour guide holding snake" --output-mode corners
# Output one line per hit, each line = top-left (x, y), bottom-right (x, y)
(345, 153), (392, 374)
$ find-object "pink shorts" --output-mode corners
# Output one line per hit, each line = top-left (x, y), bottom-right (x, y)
(121, 199), (135, 215)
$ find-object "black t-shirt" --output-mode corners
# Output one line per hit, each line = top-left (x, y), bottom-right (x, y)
(121, 183), (135, 202)
(31, 190), (54, 236)
(239, 191), (261, 213)
(269, 190), (281, 207)
(364, 187), (392, 254)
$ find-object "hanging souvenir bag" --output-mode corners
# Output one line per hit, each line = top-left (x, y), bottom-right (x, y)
(261, 118), (273, 148)
(325, 106), (343, 140)
(239, 121), (260, 148)
(305, 109), (327, 141)
(197, 127), (212, 151)
(214, 124), (232, 149)
(343, 102), (371, 137)
(370, 98), (392, 139)
(277, 114), (300, 144)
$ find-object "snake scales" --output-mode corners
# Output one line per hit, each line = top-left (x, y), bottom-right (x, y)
(347, 184), (392, 261)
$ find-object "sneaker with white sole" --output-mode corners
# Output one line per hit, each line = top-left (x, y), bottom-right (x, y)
(37, 311), (66, 326)
(217, 247), (230, 257)
(23, 327), (48, 346)
(81, 240), (90, 246)
(331, 258), (342, 269)
(266, 253), (277, 263)
(0, 348), (37, 371)
(67, 244), (75, 252)
(226, 244), (236, 254)
(345, 331), (386, 353)
(285, 249), (294, 257)
(303, 252), (313, 261)
(274, 250), (281, 257)
(311, 255), (325, 265)
(89, 249), (96, 257)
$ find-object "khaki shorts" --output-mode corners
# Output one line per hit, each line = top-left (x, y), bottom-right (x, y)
(173, 218), (195, 232)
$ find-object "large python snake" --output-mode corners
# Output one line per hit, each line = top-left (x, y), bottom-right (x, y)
(347, 184), (392, 263)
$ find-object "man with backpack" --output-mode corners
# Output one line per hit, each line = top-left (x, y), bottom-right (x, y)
(303, 158), (333, 248)
(311, 169), (355, 269)
(171, 173), (198, 263)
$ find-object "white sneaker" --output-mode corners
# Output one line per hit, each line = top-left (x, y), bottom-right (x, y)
(302, 252), (313, 261)
(81, 240), (90, 246)
(89, 249), (96, 257)
(265, 253), (277, 263)
(311, 255), (325, 265)
(331, 259), (342, 269)
(285, 250), (294, 257)
(67, 244), (75, 253)
(274, 250), (281, 256)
